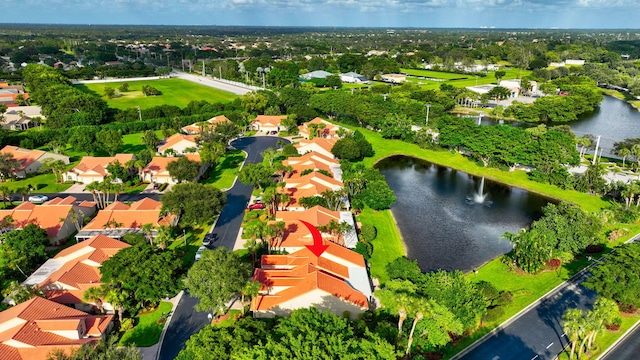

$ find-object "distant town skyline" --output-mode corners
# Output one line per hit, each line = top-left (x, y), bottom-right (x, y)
(3, 0), (640, 29)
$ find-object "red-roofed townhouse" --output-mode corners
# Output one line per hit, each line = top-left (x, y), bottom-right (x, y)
(141, 154), (201, 184)
(294, 138), (338, 159)
(157, 133), (198, 156)
(282, 151), (340, 180)
(63, 154), (135, 184)
(0, 297), (113, 360)
(283, 171), (343, 211)
(0, 146), (70, 178)
(181, 115), (230, 135)
(75, 198), (175, 241)
(249, 115), (287, 133)
(22, 235), (129, 312)
(0, 197), (96, 245)
(250, 244), (372, 320)
(297, 118), (343, 139)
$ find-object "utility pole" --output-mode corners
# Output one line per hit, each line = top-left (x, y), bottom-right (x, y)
(202, 60), (205, 77)
(425, 104), (431, 126)
(592, 135), (601, 165)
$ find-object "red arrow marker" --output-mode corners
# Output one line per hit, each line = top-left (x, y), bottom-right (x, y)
(300, 220), (329, 257)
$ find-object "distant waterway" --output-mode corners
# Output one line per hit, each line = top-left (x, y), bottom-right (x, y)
(476, 96), (640, 157)
(376, 156), (551, 273)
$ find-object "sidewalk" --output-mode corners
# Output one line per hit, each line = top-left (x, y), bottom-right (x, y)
(137, 290), (184, 360)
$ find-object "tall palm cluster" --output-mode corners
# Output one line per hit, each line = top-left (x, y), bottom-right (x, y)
(562, 297), (620, 360)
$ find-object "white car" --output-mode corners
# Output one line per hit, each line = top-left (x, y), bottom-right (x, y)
(195, 246), (207, 261)
(28, 195), (49, 203)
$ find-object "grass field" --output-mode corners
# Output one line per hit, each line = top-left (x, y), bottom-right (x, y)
(402, 68), (471, 80)
(201, 150), (245, 190)
(400, 68), (531, 91)
(119, 301), (173, 347)
(76, 79), (238, 110)
(358, 208), (406, 283)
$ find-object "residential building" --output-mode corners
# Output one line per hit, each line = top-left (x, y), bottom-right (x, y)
(141, 154), (201, 184)
(157, 133), (198, 155)
(283, 172), (343, 211)
(75, 198), (174, 241)
(297, 118), (343, 139)
(294, 137), (338, 159)
(380, 73), (407, 83)
(0, 106), (43, 130)
(0, 197), (96, 245)
(282, 151), (340, 180)
(0, 146), (70, 178)
(249, 115), (287, 133)
(0, 297), (113, 360)
(0, 83), (29, 108)
(181, 115), (230, 135)
(339, 72), (368, 84)
(299, 70), (333, 80)
(251, 244), (372, 320)
(273, 205), (357, 250)
(22, 235), (129, 312)
(63, 154), (135, 184)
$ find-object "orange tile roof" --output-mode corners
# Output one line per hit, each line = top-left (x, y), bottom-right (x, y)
(275, 206), (341, 225)
(181, 115), (230, 134)
(158, 133), (198, 153)
(0, 145), (47, 172)
(68, 154), (135, 177)
(0, 196), (95, 238)
(294, 138), (338, 156)
(82, 198), (172, 230)
(298, 118), (342, 138)
(282, 152), (338, 176)
(142, 155), (201, 176)
(252, 115), (287, 127)
(0, 297), (110, 360)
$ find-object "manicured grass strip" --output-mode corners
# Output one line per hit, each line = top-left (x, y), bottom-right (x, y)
(76, 78), (238, 110)
(201, 150), (246, 190)
(401, 68), (470, 80)
(3, 172), (72, 193)
(120, 130), (163, 155)
(352, 126), (610, 212)
(358, 208), (405, 284)
(119, 301), (173, 347)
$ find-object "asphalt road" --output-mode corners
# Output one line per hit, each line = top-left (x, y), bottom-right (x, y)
(599, 317), (640, 359)
(157, 135), (288, 360)
(171, 70), (262, 95)
(455, 271), (597, 360)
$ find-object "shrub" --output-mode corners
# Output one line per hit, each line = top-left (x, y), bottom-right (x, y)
(354, 241), (373, 260)
(360, 223), (377, 242)
(158, 183), (168, 192)
(482, 306), (505, 323)
(120, 318), (135, 332)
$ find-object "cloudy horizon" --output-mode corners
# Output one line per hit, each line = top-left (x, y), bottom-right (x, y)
(2, 0), (639, 29)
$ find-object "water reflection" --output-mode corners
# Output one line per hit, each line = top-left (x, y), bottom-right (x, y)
(377, 156), (550, 273)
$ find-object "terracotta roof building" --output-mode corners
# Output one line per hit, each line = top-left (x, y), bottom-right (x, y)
(282, 151), (341, 180)
(23, 235), (129, 312)
(75, 198), (174, 241)
(157, 134), (198, 155)
(0, 146), (70, 178)
(249, 115), (287, 133)
(251, 244), (372, 320)
(294, 138), (338, 160)
(63, 154), (135, 184)
(297, 118), (343, 139)
(141, 154), (201, 184)
(0, 197), (96, 245)
(181, 115), (230, 135)
(0, 297), (113, 360)
(283, 172), (343, 210)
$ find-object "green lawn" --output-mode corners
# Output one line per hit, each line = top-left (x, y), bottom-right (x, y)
(358, 208), (405, 283)
(119, 301), (173, 347)
(75, 79), (238, 110)
(399, 68), (532, 91)
(3, 173), (72, 193)
(120, 130), (163, 155)
(401, 68), (470, 80)
(201, 150), (246, 190)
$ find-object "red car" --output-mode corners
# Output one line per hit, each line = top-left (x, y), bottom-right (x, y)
(247, 202), (265, 210)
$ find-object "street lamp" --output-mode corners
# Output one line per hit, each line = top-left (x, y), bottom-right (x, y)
(425, 104), (431, 126)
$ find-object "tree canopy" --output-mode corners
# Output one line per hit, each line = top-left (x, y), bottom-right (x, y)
(161, 183), (226, 226)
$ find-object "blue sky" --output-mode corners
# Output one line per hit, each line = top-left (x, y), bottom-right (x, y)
(2, 0), (639, 28)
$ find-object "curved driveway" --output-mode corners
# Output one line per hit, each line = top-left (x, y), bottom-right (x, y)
(157, 135), (288, 360)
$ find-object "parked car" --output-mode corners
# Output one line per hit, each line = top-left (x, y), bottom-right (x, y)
(153, 183), (160, 190)
(195, 246), (207, 261)
(247, 202), (265, 210)
(269, 130), (278, 135)
(28, 195), (49, 203)
(202, 233), (217, 246)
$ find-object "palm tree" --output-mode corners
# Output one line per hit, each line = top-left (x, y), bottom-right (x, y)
(14, 186), (30, 202)
(0, 185), (11, 208)
(240, 280), (262, 311)
(155, 225), (173, 250)
(632, 144), (640, 172)
(103, 286), (128, 322)
(68, 208), (85, 232)
(83, 286), (106, 313)
(586, 298), (619, 352)
(562, 308), (585, 360)
(141, 223), (155, 246)
(618, 148), (631, 168)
